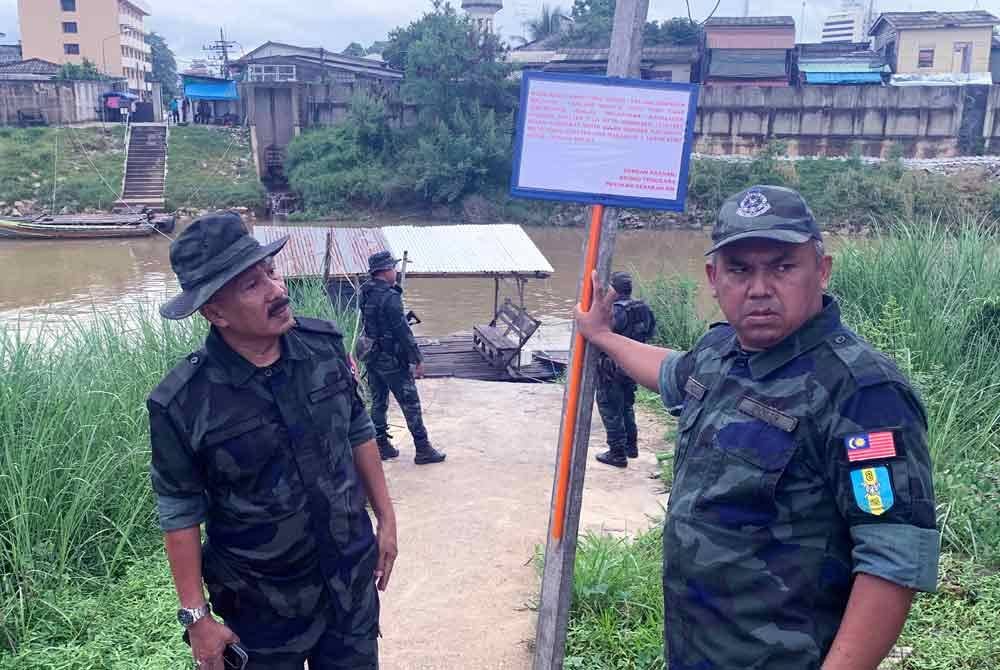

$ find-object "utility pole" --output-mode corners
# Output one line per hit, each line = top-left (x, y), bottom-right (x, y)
(203, 27), (237, 78)
(531, 2), (649, 670)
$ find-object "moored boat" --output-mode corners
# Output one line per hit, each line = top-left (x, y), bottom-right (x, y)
(0, 218), (156, 240)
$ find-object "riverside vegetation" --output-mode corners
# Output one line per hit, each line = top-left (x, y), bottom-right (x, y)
(565, 221), (1000, 669)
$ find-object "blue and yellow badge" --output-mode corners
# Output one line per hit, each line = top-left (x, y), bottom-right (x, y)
(850, 466), (894, 516)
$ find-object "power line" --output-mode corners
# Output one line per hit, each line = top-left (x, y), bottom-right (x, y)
(202, 27), (237, 78)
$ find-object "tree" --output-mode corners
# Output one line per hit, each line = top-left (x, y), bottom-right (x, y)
(342, 42), (366, 57)
(562, 0), (615, 47)
(384, 0), (513, 123)
(147, 32), (178, 99)
(57, 58), (102, 80)
(526, 4), (566, 42)
(645, 17), (703, 46)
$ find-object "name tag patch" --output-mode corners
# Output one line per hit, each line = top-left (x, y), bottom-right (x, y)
(684, 377), (707, 401)
(737, 397), (798, 433)
(851, 466), (895, 516)
(845, 431), (897, 462)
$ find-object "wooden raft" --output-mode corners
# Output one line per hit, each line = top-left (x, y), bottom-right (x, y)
(417, 335), (561, 383)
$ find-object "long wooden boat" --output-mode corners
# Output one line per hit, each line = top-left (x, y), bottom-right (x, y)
(28, 212), (177, 233)
(0, 218), (156, 240)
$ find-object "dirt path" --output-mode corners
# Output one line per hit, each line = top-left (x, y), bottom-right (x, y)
(376, 378), (668, 670)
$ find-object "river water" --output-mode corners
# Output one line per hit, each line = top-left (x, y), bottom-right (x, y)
(0, 220), (717, 337)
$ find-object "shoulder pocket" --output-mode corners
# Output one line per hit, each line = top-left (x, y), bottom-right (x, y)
(204, 415), (265, 446)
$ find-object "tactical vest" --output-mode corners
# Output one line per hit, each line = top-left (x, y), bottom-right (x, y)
(359, 281), (398, 358)
(615, 299), (656, 343)
(599, 299), (657, 381)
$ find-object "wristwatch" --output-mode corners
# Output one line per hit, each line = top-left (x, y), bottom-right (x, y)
(177, 602), (212, 629)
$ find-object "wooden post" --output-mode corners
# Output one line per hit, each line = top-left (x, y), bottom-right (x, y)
(399, 250), (409, 287)
(322, 228), (333, 304)
(532, 2), (649, 669)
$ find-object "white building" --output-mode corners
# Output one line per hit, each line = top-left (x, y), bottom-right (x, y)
(821, 0), (877, 44)
(462, 1), (503, 34)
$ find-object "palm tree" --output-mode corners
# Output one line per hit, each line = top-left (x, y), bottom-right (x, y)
(526, 4), (566, 42)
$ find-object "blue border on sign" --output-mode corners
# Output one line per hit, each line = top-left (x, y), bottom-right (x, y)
(510, 71), (700, 212)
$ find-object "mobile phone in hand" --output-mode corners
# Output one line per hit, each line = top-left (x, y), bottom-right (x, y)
(182, 630), (248, 669)
(223, 642), (248, 669)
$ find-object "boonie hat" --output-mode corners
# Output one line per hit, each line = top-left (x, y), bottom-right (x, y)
(160, 212), (288, 320)
(368, 251), (401, 274)
(707, 185), (821, 256)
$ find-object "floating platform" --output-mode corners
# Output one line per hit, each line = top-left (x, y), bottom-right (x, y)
(418, 335), (564, 383)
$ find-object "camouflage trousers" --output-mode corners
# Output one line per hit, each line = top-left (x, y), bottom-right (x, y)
(596, 377), (638, 456)
(216, 602), (379, 669)
(368, 367), (430, 447)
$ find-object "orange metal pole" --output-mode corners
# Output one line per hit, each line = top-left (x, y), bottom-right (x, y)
(551, 204), (604, 541)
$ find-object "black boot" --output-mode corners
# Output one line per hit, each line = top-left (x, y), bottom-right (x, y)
(414, 442), (446, 465)
(596, 449), (628, 468)
(377, 437), (399, 461)
(626, 440), (639, 459)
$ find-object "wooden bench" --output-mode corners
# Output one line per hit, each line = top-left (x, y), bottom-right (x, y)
(16, 109), (47, 127)
(473, 299), (541, 373)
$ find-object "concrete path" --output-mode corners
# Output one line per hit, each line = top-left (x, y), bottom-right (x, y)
(376, 378), (667, 670)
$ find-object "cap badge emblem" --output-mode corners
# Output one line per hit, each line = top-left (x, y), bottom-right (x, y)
(737, 191), (771, 218)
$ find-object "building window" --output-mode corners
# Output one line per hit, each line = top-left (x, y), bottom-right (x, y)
(60, 0), (76, 11)
(62, 22), (78, 33)
(918, 48), (935, 68)
(247, 64), (297, 82)
(64, 43), (80, 55)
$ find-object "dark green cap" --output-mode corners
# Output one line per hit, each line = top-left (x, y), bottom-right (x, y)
(160, 211), (288, 320)
(368, 251), (401, 274)
(707, 185), (821, 256)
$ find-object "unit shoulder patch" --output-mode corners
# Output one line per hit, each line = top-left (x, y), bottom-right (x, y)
(850, 466), (895, 516)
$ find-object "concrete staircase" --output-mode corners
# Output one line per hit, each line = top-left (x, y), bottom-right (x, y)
(118, 124), (167, 212)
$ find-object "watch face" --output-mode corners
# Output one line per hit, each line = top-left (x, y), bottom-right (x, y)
(178, 609), (195, 627)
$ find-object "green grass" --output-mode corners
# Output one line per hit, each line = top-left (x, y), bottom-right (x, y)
(164, 126), (265, 213)
(0, 126), (126, 213)
(0, 280), (354, 658)
(568, 221), (1000, 668)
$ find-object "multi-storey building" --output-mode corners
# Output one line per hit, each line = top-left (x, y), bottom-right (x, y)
(17, 0), (152, 96)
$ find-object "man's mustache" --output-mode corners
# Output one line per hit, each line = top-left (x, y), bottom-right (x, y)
(268, 297), (291, 317)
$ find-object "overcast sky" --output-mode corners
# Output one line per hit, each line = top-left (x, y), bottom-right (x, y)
(3, 0), (1000, 65)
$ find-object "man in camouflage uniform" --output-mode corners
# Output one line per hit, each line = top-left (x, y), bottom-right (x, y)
(148, 212), (398, 670)
(575, 186), (939, 669)
(595, 271), (657, 468)
(359, 251), (445, 465)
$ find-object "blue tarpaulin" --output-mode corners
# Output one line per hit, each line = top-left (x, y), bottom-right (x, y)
(184, 80), (238, 100)
(804, 71), (883, 84)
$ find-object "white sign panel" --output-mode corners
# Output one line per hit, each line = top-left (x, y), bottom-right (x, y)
(511, 72), (699, 211)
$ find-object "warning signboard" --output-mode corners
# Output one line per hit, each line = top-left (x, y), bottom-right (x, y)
(511, 71), (699, 211)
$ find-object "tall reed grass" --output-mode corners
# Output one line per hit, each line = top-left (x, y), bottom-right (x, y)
(0, 280), (353, 651)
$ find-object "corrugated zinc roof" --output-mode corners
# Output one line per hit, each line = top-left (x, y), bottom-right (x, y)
(381, 225), (554, 277)
(706, 16), (795, 27)
(255, 224), (554, 280)
(799, 58), (884, 72)
(709, 49), (788, 78)
(873, 11), (999, 32)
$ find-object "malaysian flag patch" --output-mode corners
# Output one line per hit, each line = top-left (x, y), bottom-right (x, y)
(845, 431), (897, 462)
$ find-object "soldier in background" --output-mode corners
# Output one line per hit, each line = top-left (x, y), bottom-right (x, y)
(595, 271), (656, 468)
(149, 213), (396, 670)
(360, 251), (446, 465)
(575, 186), (939, 670)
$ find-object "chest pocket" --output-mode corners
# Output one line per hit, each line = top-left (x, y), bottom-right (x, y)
(201, 412), (298, 513)
(307, 360), (354, 424)
(694, 395), (800, 528)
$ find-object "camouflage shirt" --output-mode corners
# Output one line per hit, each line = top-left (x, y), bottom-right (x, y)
(658, 296), (939, 669)
(359, 279), (422, 370)
(148, 318), (378, 622)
